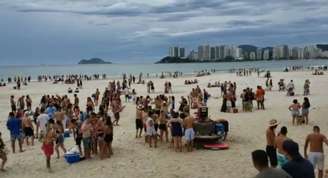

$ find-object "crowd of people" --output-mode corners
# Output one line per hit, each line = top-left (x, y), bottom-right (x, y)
(252, 119), (327, 178)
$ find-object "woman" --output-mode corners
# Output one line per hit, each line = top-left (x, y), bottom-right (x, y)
(104, 115), (113, 158)
(54, 119), (67, 159)
(159, 111), (169, 143)
(96, 117), (106, 159)
(169, 112), (183, 152)
(81, 118), (93, 159)
(86, 97), (95, 114)
(302, 97), (311, 125)
(33, 107), (40, 138)
(288, 99), (301, 125)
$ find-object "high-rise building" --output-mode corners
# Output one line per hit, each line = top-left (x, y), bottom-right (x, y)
(263, 49), (270, 60)
(250, 52), (256, 60)
(215, 46), (220, 60)
(256, 48), (262, 60)
(169, 46), (185, 58)
(179, 48), (185, 58)
(210, 47), (216, 60)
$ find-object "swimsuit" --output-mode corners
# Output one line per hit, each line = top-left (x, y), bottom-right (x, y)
(136, 119), (143, 129)
(171, 122), (183, 137)
(104, 134), (113, 143)
(42, 143), (54, 157)
(24, 127), (34, 137)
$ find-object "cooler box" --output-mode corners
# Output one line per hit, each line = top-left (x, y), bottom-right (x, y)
(64, 130), (70, 138)
(64, 153), (80, 164)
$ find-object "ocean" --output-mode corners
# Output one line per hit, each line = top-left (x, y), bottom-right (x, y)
(0, 59), (328, 80)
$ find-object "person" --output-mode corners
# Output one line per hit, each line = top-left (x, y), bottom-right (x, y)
(95, 88), (100, 106)
(81, 118), (93, 159)
(184, 115), (195, 152)
(158, 110), (169, 143)
(304, 126), (328, 178)
(103, 115), (113, 158)
(302, 97), (310, 125)
(266, 119), (279, 167)
(304, 79), (310, 96)
(6, 112), (24, 153)
(25, 95), (32, 111)
(286, 80), (295, 96)
(37, 107), (50, 141)
(22, 112), (35, 146)
(256, 86), (265, 110)
(275, 126), (289, 167)
(169, 112), (183, 152)
(288, 99), (301, 125)
(251, 150), (292, 178)
(0, 132), (7, 171)
(10, 95), (16, 112)
(74, 94), (79, 107)
(135, 105), (144, 138)
(145, 111), (157, 148)
(282, 140), (315, 178)
(54, 119), (67, 159)
(42, 123), (56, 172)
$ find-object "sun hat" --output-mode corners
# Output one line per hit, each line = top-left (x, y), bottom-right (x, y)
(269, 119), (280, 127)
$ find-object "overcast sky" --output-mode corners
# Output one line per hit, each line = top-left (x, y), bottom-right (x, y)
(0, 0), (327, 65)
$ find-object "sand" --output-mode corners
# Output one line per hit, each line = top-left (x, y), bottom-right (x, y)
(0, 71), (327, 178)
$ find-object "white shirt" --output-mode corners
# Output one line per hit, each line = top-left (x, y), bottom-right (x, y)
(37, 113), (50, 132)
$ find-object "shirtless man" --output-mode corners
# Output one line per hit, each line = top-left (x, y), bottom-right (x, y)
(22, 113), (34, 146)
(304, 126), (328, 178)
(135, 105), (144, 138)
(275, 126), (289, 167)
(266, 119), (279, 168)
(184, 115), (195, 152)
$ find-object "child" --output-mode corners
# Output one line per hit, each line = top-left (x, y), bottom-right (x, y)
(42, 124), (56, 172)
(0, 132), (7, 171)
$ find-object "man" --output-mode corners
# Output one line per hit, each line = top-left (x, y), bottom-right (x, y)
(135, 105), (144, 138)
(37, 107), (50, 141)
(6, 112), (24, 153)
(184, 115), (195, 152)
(252, 150), (291, 178)
(256, 86), (265, 110)
(74, 94), (79, 107)
(10, 95), (16, 112)
(275, 126), (289, 168)
(304, 126), (328, 178)
(282, 140), (315, 178)
(266, 119), (279, 167)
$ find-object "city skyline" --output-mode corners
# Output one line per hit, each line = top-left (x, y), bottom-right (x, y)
(168, 44), (328, 61)
(0, 0), (328, 65)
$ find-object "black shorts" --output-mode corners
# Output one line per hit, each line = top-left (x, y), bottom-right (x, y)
(104, 134), (113, 143)
(159, 124), (167, 131)
(76, 136), (82, 146)
(266, 145), (278, 167)
(154, 123), (159, 132)
(24, 127), (34, 137)
(136, 119), (143, 129)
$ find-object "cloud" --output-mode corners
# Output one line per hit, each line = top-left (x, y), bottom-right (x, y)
(0, 0), (328, 64)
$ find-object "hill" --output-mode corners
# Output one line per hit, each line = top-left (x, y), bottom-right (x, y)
(78, 58), (112, 64)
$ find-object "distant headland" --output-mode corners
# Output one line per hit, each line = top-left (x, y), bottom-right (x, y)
(78, 58), (112, 64)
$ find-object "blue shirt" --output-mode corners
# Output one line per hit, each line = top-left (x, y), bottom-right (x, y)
(6, 117), (22, 136)
(282, 156), (315, 178)
(46, 106), (57, 119)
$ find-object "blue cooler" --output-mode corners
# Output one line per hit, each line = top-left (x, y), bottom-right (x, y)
(64, 153), (80, 164)
(64, 130), (70, 138)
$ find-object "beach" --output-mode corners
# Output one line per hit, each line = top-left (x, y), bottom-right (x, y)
(0, 70), (327, 178)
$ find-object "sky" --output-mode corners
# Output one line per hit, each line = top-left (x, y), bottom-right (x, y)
(0, 0), (328, 65)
